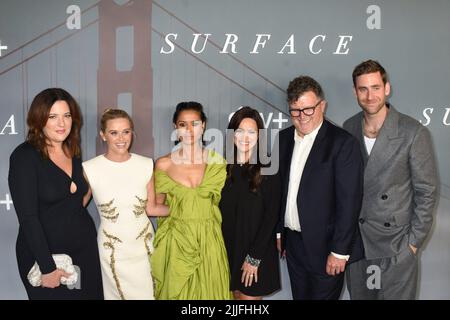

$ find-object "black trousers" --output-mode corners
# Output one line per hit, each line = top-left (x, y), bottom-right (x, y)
(285, 229), (344, 300)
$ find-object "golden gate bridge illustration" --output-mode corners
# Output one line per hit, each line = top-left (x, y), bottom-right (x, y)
(0, 0), (288, 159)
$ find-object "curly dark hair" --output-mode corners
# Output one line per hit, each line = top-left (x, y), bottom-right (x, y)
(287, 75), (324, 105)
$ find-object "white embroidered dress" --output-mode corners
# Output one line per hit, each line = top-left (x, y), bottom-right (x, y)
(83, 154), (155, 300)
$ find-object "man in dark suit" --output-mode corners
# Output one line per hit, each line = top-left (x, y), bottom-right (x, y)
(276, 75), (364, 300)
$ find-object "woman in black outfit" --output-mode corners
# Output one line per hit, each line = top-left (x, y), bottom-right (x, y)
(220, 106), (280, 300)
(8, 88), (103, 299)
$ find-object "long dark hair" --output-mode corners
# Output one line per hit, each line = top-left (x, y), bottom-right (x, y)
(226, 106), (265, 193)
(26, 88), (82, 158)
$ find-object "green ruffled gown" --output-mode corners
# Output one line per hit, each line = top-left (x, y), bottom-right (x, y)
(151, 150), (232, 300)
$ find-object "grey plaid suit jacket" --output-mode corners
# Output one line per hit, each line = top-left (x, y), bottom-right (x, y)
(343, 105), (438, 259)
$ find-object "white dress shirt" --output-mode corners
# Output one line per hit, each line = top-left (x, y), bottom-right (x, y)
(284, 122), (322, 231)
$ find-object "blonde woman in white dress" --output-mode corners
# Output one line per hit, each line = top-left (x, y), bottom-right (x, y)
(83, 109), (168, 300)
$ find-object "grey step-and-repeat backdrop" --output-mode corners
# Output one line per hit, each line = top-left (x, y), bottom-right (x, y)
(1, 0), (449, 299)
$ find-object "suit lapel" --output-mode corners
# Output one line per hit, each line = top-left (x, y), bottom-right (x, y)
(354, 114), (370, 167)
(282, 126), (296, 197)
(298, 120), (329, 194)
(364, 106), (402, 186)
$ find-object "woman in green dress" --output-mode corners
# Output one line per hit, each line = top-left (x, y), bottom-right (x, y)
(151, 101), (231, 300)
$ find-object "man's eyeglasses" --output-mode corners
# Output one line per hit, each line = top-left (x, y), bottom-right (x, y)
(289, 100), (323, 117)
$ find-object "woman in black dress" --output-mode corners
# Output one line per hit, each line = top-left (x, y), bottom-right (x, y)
(8, 88), (103, 300)
(220, 106), (281, 300)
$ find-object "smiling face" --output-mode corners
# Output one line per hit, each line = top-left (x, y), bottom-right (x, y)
(42, 100), (72, 145)
(289, 91), (325, 137)
(100, 117), (133, 156)
(234, 117), (258, 155)
(175, 110), (205, 145)
(354, 71), (390, 116)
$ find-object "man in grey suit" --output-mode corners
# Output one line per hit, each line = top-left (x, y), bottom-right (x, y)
(344, 60), (438, 299)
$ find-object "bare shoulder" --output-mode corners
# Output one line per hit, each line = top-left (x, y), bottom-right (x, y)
(155, 154), (172, 172)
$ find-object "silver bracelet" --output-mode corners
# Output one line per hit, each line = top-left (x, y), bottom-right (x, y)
(245, 254), (261, 267)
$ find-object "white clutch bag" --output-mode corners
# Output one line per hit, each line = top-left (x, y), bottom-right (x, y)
(27, 254), (78, 287)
